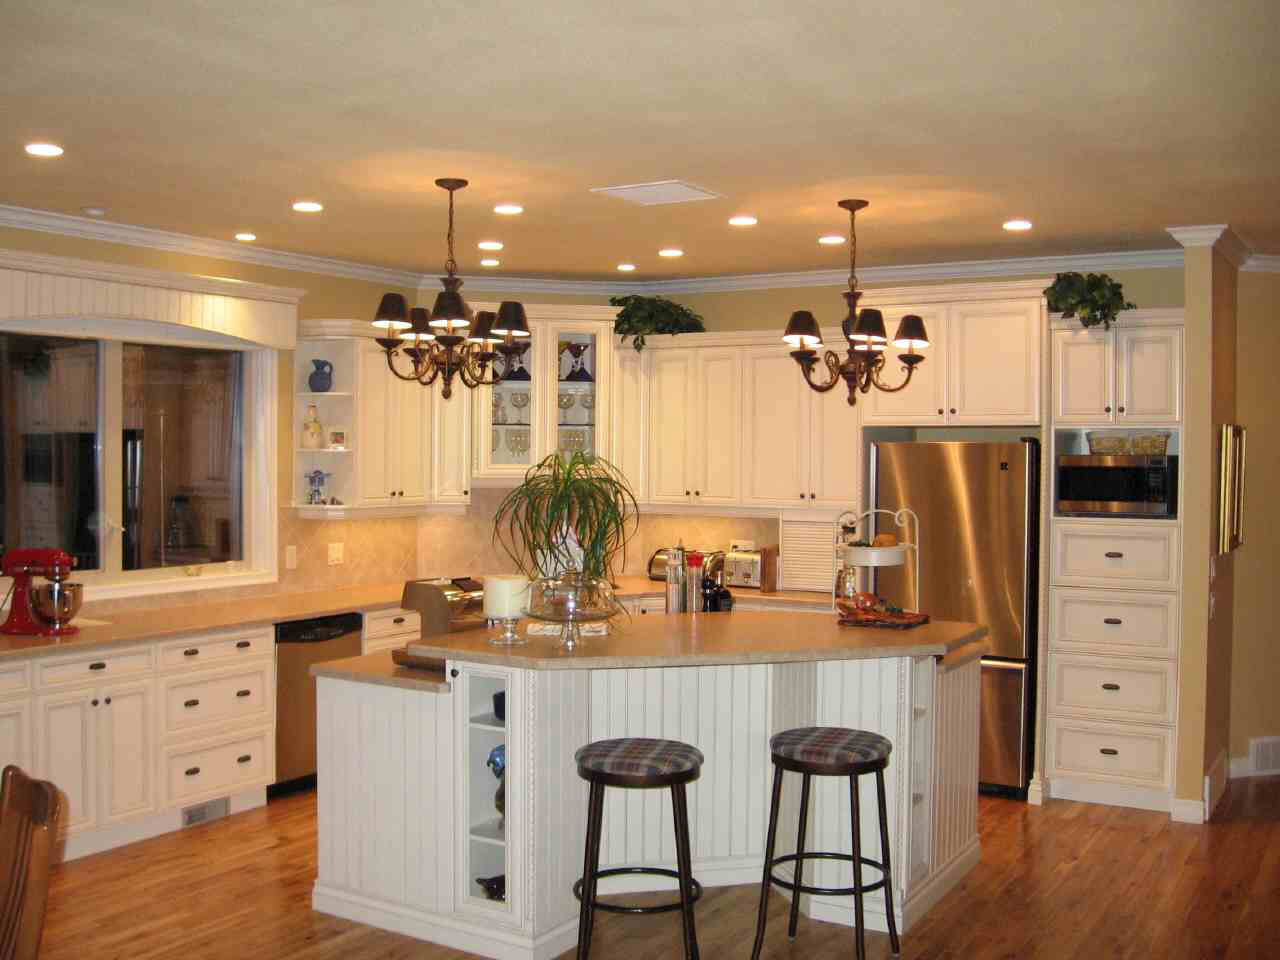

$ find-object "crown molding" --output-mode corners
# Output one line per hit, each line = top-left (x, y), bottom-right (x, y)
(0, 204), (421, 288)
(447, 274), (632, 296)
(1243, 254), (1280, 273)
(1167, 224), (1251, 267)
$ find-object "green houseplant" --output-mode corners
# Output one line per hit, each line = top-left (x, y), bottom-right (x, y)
(609, 295), (706, 351)
(1044, 272), (1136, 330)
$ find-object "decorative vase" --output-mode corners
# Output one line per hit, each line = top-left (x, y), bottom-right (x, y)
(308, 359), (334, 392)
(487, 744), (506, 821)
(300, 403), (325, 449)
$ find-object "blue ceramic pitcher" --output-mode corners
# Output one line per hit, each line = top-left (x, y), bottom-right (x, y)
(308, 359), (333, 392)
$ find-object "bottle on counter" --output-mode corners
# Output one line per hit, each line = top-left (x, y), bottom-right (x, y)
(686, 552), (705, 612)
(666, 543), (686, 613)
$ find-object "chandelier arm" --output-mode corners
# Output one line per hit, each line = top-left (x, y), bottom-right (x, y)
(868, 360), (917, 394)
(797, 350), (843, 393)
(383, 349), (423, 383)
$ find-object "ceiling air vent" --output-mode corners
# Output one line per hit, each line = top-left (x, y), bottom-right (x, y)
(590, 180), (721, 205)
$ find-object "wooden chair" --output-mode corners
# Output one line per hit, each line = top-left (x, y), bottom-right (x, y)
(0, 765), (62, 960)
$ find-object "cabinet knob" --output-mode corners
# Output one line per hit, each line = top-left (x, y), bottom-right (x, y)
(236, 640), (251, 649)
(1104, 551), (1124, 559)
(937, 408), (944, 415)
(450, 668), (459, 678)
(799, 493), (805, 499)
(694, 490), (700, 496)
(236, 689), (251, 698)
(809, 493), (816, 499)
(393, 616), (406, 625)
(1104, 406), (1111, 413)
(91, 698), (99, 707)
(1099, 748), (1119, 757)
(1101, 682), (1120, 691)
(89, 661), (106, 671)
(949, 408), (957, 414)
(185, 766), (201, 777)
(685, 490), (691, 496)
(184, 698), (200, 708)
(237, 754), (252, 764)
(184, 648), (199, 657)
(1118, 406), (1126, 414)
(104, 697), (111, 705)
(399, 490), (405, 496)
(463, 489), (469, 495)
(1103, 617), (1123, 625)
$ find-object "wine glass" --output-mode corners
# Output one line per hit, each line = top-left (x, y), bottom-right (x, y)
(557, 392), (575, 424)
(506, 430), (521, 458)
(566, 343), (593, 382)
(510, 391), (529, 424)
(492, 392), (507, 424)
(579, 393), (594, 423)
(516, 429), (530, 457)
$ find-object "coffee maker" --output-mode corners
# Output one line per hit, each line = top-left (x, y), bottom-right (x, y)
(1, 548), (81, 637)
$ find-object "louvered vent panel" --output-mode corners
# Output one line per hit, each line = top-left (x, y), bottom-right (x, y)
(1250, 737), (1280, 776)
(780, 518), (837, 591)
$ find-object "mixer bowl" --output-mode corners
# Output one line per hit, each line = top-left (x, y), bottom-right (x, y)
(32, 581), (83, 631)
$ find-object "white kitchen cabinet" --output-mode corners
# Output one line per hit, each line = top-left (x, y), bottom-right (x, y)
(35, 689), (98, 833)
(609, 343), (648, 502)
(1052, 323), (1182, 426)
(432, 385), (472, 503)
(809, 375), (862, 506)
(649, 348), (741, 506)
(358, 340), (432, 506)
(53, 344), (98, 433)
(648, 352), (698, 504)
(0, 698), (31, 775)
(861, 305), (949, 425)
(1052, 327), (1113, 424)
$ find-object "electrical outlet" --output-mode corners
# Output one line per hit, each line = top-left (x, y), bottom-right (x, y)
(285, 545), (298, 570)
(328, 542), (344, 565)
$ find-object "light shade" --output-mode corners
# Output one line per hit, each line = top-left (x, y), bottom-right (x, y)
(850, 308), (888, 344)
(372, 293), (411, 331)
(429, 290), (468, 329)
(782, 311), (823, 348)
(492, 301), (530, 337)
(468, 310), (500, 344)
(399, 306), (436, 343)
(892, 313), (930, 350)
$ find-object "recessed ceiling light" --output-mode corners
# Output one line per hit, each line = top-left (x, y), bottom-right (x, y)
(235, 232), (257, 242)
(493, 204), (523, 216)
(818, 235), (845, 245)
(658, 248), (683, 258)
(480, 258), (500, 267)
(617, 263), (637, 272)
(25, 143), (63, 158)
(728, 215), (757, 227)
(478, 240), (504, 251)
(81, 207), (106, 218)
(292, 200), (323, 213)
(1003, 218), (1033, 232)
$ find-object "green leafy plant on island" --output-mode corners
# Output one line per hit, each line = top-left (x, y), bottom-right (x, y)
(1044, 272), (1136, 330)
(609, 295), (706, 351)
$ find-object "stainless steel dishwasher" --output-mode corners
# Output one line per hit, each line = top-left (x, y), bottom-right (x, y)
(273, 612), (362, 792)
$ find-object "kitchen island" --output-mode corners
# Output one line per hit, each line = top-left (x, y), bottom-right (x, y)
(311, 612), (987, 960)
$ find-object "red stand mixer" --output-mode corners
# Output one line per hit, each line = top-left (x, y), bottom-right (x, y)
(2, 549), (80, 637)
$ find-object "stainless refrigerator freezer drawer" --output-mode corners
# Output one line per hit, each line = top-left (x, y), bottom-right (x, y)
(980, 659), (1028, 789)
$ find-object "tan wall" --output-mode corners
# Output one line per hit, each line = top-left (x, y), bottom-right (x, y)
(1230, 271), (1280, 761)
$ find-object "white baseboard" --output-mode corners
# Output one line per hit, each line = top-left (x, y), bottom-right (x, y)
(1170, 798), (1206, 824)
(1230, 755), (1254, 779)
(1205, 748), (1228, 820)
(1048, 776), (1171, 813)
(1026, 776), (1045, 806)
(58, 787), (266, 862)
(313, 884), (577, 960)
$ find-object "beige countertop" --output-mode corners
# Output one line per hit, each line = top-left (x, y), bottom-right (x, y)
(407, 611), (988, 671)
(310, 649), (450, 693)
(611, 575), (835, 609)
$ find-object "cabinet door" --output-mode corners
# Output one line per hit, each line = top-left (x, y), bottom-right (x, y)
(476, 326), (541, 480)
(648, 352), (696, 504)
(859, 305), (948, 425)
(809, 384), (861, 506)
(947, 300), (1042, 424)
(1052, 327), (1114, 424)
(1116, 327), (1182, 424)
(433, 387), (472, 503)
(98, 680), (154, 824)
(358, 343), (395, 506)
(0, 699), (31, 773)
(609, 346), (648, 502)
(394, 373), (432, 503)
(692, 348), (741, 505)
(54, 345), (97, 432)
(35, 690), (97, 832)
(741, 347), (811, 506)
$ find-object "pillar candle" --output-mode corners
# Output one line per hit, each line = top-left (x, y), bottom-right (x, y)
(484, 574), (529, 619)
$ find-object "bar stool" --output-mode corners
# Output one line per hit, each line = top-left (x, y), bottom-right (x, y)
(750, 726), (900, 960)
(573, 737), (704, 960)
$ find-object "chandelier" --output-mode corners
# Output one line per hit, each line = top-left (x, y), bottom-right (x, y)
(782, 199), (930, 406)
(371, 178), (530, 399)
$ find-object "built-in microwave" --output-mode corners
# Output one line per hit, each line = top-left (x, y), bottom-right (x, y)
(1056, 454), (1178, 518)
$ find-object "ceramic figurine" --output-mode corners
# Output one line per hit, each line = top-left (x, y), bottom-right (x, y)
(308, 359), (334, 392)
(300, 403), (325, 449)
(487, 743), (506, 820)
(304, 469), (331, 505)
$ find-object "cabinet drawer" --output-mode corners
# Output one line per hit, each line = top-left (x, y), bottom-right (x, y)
(0, 661), (31, 698)
(1051, 522), (1179, 590)
(362, 634), (404, 655)
(1047, 653), (1176, 725)
(363, 608), (419, 641)
(36, 646), (153, 689)
(160, 662), (273, 736)
(1047, 717), (1171, 789)
(1050, 588), (1178, 658)
(157, 628), (272, 671)
(162, 729), (273, 807)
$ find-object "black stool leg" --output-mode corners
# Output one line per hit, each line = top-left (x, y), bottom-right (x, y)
(876, 768), (901, 956)
(751, 764), (784, 960)
(849, 775), (866, 960)
(577, 781), (606, 960)
(671, 784), (700, 960)
(787, 773), (812, 939)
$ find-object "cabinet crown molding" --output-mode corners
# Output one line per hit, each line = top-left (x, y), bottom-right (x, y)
(1166, 225), (1251, 267)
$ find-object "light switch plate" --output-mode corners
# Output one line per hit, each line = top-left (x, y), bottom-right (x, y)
(285, 545), (298, 570)
(328, 542), (344, 565)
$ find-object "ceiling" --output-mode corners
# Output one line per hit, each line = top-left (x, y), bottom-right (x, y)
(3, 0), (1278, 281)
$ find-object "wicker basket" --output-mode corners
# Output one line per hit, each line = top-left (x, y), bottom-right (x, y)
(1130, 431), (1171, 455)
(1086, 432), (1129, 455)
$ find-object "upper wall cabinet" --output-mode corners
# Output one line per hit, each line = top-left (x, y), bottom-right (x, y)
(608, 344), (648, 502)
(861, 299), (1043, 426)
(1052, 322), (1182, 426)
(649, 348), (742, 506)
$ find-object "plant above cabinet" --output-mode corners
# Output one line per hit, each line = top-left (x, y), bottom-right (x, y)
(609, 295), (705, 351)
(1045, 272), (1135, 330)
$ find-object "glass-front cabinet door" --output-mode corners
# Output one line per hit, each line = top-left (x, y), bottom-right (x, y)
(549, 327), (600, 463)
(475, 324), (539, 480)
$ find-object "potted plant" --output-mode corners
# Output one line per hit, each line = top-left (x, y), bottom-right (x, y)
(609, 295), (706, 351)
(1044, 272), (1136, 330)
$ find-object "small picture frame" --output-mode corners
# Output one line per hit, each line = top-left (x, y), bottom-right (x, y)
(1217, 424), (1246, 554)
(327, 428), (348, 450)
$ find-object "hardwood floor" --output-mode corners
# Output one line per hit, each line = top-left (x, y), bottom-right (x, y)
(41, 778), (1280, 959)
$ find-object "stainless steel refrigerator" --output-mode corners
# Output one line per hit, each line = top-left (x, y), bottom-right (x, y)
(870, 439), (1040, 794)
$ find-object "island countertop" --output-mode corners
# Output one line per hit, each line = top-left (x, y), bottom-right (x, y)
(407, 610), (988, 671)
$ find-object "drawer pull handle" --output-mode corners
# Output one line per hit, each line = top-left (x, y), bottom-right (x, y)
(185, 766), (201, 777)
(1103, 617), (1123, 625)
(1099, 748), (1119, 757)
(1104, 551), (1124, 559)
(235, 640), (251, 649)
(236, 689), (251, 698)
(237, 754), (251, 764)
(184, 648), (199, 657)
(184, 698), (200, 708)
(393, 617), (406, 625)
(1101, 682), (1121, 691)
(89, 661), (106, 671)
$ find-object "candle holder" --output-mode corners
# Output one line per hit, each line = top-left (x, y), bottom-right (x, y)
(490, 616), (526, 646)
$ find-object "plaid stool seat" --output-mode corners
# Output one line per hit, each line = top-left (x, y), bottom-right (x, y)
(576, 737), (704, 787)
(769, 726), (891, 774)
